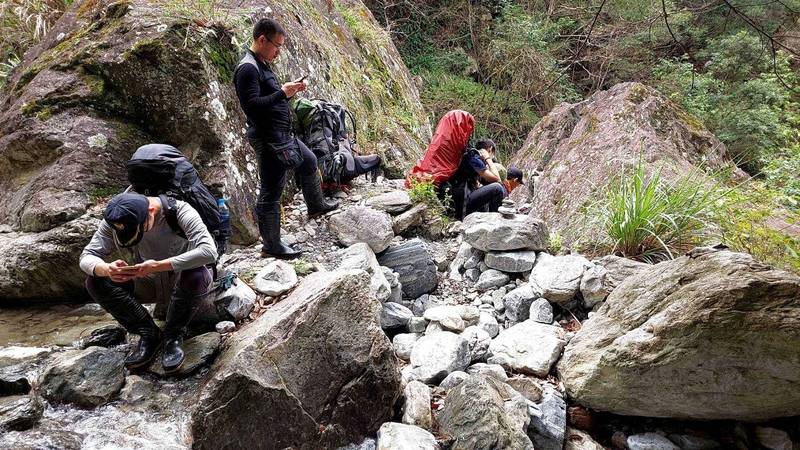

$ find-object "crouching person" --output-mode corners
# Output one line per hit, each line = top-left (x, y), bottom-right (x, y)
(79, 193), (217, 373)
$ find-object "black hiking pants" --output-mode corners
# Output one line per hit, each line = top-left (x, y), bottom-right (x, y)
(457, 182), (504, 219)
(249, 133), (317, 215)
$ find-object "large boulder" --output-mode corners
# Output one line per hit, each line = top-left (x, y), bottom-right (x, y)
(528, 253), (592, 305)
(488, 320), (567, 377)
(436, 375), (534, 450)
(191, 270), (402, 449)
(377, 239), (437, 299)
(558, 247), (800, 421)
(509, 82), (744, 245)
(329, 207), (395, 253)
(0, 0), (430, 302)
(39, 346), (125, 407)
(462, 213), (548, 252)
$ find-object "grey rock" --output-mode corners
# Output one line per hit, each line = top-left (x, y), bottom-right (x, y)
(462, 213), (549, 252)
(0, 394), (43, 431)
(381, 302), (414, 330)
(253, 260), (298, 296)
(424, 305), (480, 333)
(412, 294), (430, 316)
(383, 267), (400, 288)
(528, 253), (592, 304)
(366, 191), (412, 214)
(409, 332), (470, 384)
(485, 250), (537, 273)
(503, 284), (542, 322)
(667, 434), (721, 450)
(425, 321), (446, 335)
(330, 206), (394, 253)
(437, 375), (534, 449)
(478, 262), (489, 272)
(215, 321), (236, 333)
(478, 312), (500, 338)
(527, 385), (566, 450)
(461, 326), (491, 363)
(197, 273), (258, 323)
(593, 255), (651, 294)
(464, 268), (481, 283)
(466, 363), (507, 381)
(338, 243), (392, 302)
(558, 248), (800, 421)
(149, 332), (221, 377)
(40, 346), (125, 407)
(506, 377), (543, 403)
(338, 438), (377, 450)
(393, 203), (428, 235)
(407, 317), (427, 333)
(392, 333), (422, 361)
(402, 380), (432, 429)
(475, 269), (510, 291)
(488, 321), (567, 376)
(578, 264), (609, 308)
(564, 428), (604, 450)
(754, 427), (792, 450)
(78, 324), (126, 349)
(529, 298), (553, 324)
(378, 239), (438, 300)
(627, 433), (680, 450)
(376, 423), (438, 450)
(449, 242), (473, 281)
(439, 371), (469, 390)
(191, 270), (402, 449)
(463, 248), (484, 270)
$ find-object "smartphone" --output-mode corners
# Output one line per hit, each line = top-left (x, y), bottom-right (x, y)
(118, 265), (138, 271)
(298, 74), (308, 82)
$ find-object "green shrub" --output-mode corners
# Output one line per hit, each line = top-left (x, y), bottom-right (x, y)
(597, 161), (718, 262)
(408, 178), (449, 218)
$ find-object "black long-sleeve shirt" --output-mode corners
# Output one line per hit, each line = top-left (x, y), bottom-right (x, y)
(233, 50), (292, 140)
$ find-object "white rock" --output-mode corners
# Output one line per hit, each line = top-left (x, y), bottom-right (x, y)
(466, 363), (507, 381)
(477, 312), (500, 338)
(529, 298), (554, 324)
(337, 243), (391, 302)
(392, 333), (422, 361)
(409, 332), (470, 384)
(376, 422), (438, 450)
(329, 206), (394, 253)
(461, 326), (491, 362)
(488, 320), (567, 376)
(528, 253), (592, 304)
(253, 261), (298, 296)
(627, 433), (680, 450)
(402, 380), (432, 429)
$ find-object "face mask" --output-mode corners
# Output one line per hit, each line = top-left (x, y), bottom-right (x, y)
(111, 222), (146, 248)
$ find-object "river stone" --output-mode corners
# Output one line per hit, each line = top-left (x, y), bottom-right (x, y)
(366, 191), (412, 214)
(191, 270), (402, 449)
(463, 248), (484, 270)
(381, 302), (413, 330)
(528, 253), (592, 304)
(755, 427), (792, 450)
(437, 375), (534, 450)
(338, 243), (391, 302)
(407, 317), (427, 333)
(402, 380), (432, 429)
(464, 268), (481, 283)
(338, 438), (377, 450)
(558, 247), (800, 421)
(392, 203), (428, 235)
(149, 332), (221, 377)
(409, 332), (470, 384)
(329, 206), (394, 253)
(506, 377), (543, 403)
(627, 433), (680, 450)
(439, 371), (469, 390)
(503, 284), (542, 323)
(461, 326), (491, 363)
(39, 347), (124, 407)
(528, 384), (566, 450)
(449, 242), (472, 281)
(529, 298), (554, 324)
(488, 321), (567, 377)
(477, 312), (500, 338)
(392, 333), (421, 361)
(577, 264), (608, 308)
(466, 363), (507, 382)
(78, 324), (126, 349)
(376, 423), (438, 450)
(424, 305), (479, 329)
(378, 239), (437, 299)
(485, 250), (537, 273)
(475, 269), (509, 291)
(565, 428), (604, 450)
(0, 394), (43, 431)
(462, 213), (548, 252)
(253, 260), (298, 296)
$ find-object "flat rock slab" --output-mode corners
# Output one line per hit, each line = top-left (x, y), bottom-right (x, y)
(149, 332), (221, 377)
(366, 190), (412, 214)
(462, 213), (548, 252)
(485, 250), (537, 273)
(329, 206), (394, 253)
(488, 320), (567, 377)
(558, 247), (800, 421)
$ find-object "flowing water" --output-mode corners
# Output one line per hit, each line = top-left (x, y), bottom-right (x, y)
(0, 304), (201, 449)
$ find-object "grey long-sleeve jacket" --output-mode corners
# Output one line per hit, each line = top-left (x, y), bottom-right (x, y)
(79, 199), (217, 276)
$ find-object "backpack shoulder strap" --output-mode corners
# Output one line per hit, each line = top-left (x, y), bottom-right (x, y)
(159, 194), (187, 239)
(233, 52), (262, 83)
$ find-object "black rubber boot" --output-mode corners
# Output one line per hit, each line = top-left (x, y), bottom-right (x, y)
(300, 170), (339, 218)
(89, 277), (162, 369)
(257, 201), (302, 259)
(161, 287), (197, 374)
(162, 337), (185, 374)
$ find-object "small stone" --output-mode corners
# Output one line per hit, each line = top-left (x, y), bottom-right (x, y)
(461, 326), (491, 362)
(392, 333), (422, 361)
(503, 284), (542, 322)
(475, 269), (509, 291)
(407, 317), (427, 333)
(506, 376), (543, 403)
(529, 298), (554, 324)
(527, 384), (566, 450)
(463, 249), (484, 270)
(253, 261), (298, 296)
(381, 302), (414, 330)
(627, 433), (680, 450)
(464, 268), (481, 283)
(485, 250), (537, 273)
(402, 380), (432, 429)
(215, 321), (236, 333)
(667, 434), (721, 450)
(754, 427), (792, 450)
(477, 312), (500, 338)
(439, 371), (469, 390)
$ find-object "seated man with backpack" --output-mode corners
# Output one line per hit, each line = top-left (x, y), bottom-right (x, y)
(80, 192), (217, 374)
(449, 139), (507, 220)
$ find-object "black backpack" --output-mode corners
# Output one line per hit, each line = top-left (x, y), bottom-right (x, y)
(126, 144), (222, 246)
(293, 99), (358, 184)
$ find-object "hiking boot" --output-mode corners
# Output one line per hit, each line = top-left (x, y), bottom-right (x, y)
(257, 201), (302, 259)
(301, 171), (339, 218)
(161, 337), (185, 374)
(125, 332), (162, 369)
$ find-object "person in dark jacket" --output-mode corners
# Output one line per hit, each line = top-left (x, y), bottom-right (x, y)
(233, 18), (338, 259)
(450, 139), (506, 220)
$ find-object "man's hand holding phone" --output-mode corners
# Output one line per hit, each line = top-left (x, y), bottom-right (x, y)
(100, 259), (138, 283)
(281, 75), (308, 98)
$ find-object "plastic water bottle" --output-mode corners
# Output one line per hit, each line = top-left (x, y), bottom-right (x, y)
(217, 198), (231, 256)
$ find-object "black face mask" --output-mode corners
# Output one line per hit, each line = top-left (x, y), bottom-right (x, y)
(111, 222), (146, 248)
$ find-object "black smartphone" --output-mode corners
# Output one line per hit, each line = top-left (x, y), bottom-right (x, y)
(298, 74), (308, 82)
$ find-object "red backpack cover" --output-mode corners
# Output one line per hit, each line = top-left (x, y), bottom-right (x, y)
(406, 110), (475, 187)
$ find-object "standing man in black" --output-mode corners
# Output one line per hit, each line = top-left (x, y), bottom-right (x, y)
(233, 18), (338, 259)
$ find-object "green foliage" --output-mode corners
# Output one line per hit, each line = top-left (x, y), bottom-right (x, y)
(596, 161), (718, 262)
(762, 145), (800, 211)
(547, 232), (563, 255)
(408, 179), (449, 218)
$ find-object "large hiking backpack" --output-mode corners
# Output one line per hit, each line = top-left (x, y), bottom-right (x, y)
(126, 144), (223, 250)
(406, 110), (475, 188)
(292, 98), (361, 184)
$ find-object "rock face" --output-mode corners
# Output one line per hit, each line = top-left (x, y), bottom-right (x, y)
(377, 239), (437, 300)
(191, 270), (402, 449)
(436, 375), (534, 450)
(558, 247), (800, 421)
(0, 0), (430, 302)
(39, 346), (124, 407)
(509, 82), (745, 245)
(462, 213), (548, 252)
(329, 207), (394, 253)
